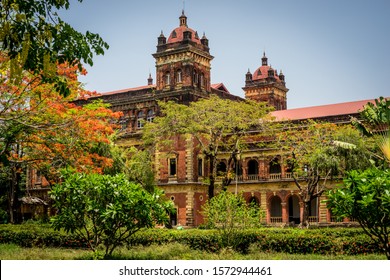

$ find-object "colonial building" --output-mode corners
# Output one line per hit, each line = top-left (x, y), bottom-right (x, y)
(25, 11), (375, 227)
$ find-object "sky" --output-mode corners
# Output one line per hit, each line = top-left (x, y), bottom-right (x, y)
(60, 0), (390, 109)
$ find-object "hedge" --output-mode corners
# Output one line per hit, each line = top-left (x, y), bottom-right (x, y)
(0, 225), (383, 255)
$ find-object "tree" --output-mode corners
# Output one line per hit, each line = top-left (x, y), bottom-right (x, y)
(0, 0), (108, 97)
(0, 55), (121, 223)
(352, 96), (390, 164)
(201, 191), (262, 250)
(104, 146), (156, 193)
(327, 168), (390, 259)
(276, 121), (372, 226)
(143, 95), (273, 198)
(50, 170), (174, 259)
(326, 96), (390, 260)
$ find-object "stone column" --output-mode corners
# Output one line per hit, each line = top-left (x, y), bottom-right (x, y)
(299, 201), (304, 224)
(186, 189), (195, 227)
(319, 195), (328, 223)
(281, 202), (287, 224)
(185, 134), (194, 182)
(260, 190), (268, 224)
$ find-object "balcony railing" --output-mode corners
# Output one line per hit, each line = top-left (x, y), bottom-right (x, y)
(270, 217), (283, 223)
(233, 172), (293, 182)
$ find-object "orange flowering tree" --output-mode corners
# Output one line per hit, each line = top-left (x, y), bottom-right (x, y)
(0, 53), (121, 223)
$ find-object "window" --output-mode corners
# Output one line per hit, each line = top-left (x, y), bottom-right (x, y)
(165, 72), (170, 86)
(247, 159), (259, 175)
(217, 161), (227, 176)
(269, 158), (281, 174)
(198, 158), (203, 177)
(169, 158), (177, 177)
(137, 111), (144, 129)
(193, 71), (198, 84)
(200, 73), (204, 87)
(147, 109), (154, 123)
(176, 70), (182, 83)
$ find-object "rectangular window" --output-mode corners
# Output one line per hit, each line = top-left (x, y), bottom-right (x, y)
(198, 158), (203, 176)
(169, 158), (177, 177)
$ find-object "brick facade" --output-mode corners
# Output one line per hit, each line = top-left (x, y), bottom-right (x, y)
(23, 11), (365, 227)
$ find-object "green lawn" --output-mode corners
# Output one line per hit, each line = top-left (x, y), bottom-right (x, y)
(0, 243), (386, 260)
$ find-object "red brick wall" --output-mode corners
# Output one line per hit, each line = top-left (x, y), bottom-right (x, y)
(193, 192), (207, 226)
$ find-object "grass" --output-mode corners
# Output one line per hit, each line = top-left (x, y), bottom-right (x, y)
(0, 243), (386, 260)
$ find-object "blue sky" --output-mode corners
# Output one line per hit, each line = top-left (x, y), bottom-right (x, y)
(60, 0), (390, 109)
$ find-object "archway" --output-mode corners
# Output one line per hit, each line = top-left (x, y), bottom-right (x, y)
(248, 196), (260, 207)
(270, 196), (282, 223)
(288, 195), (300, 225)
(247, 159), (259, 180)
(217, 161), (227, 175)
(269, 158), (281, 174)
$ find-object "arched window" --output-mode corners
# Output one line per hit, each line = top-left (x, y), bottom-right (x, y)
(247, 159), (259, 175)
(248, 196), (260, 208)
(217, 161), (227, 176)
(193, 71), (198, 85)
(288, 195), (300, 224)
(165, 72), (170, 86)
(247, 159), (259, 180)
(137, 111), (144, 129)
(176, 69), (182, 83)
(147, 109), (154, 123)
(270, 196), (282, 223)
(269, 158), (281, 174)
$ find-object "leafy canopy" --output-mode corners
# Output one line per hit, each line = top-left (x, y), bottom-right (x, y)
(0, 0), (109, 96)
(50, 171), (174, 258)
(327, 168), (390, 259)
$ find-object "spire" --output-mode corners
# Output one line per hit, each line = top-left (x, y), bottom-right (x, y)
(180, 10), (188, 27)
(246, 68), (253, 82)
(158, 30), (166, 46)
(262, 51), (268, 66)
(201, 32), (209, 47)
(147, 73), (153, 85)
(279, 70), (285, 82)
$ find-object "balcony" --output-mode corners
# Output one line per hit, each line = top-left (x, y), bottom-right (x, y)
(270, 217), (283, 224)
(233, 173), (293, 182)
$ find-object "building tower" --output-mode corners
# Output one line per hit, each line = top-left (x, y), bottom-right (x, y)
(153, 10), (213, 103)
(243, 52), (289, 110)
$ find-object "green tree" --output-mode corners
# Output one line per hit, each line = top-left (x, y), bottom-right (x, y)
(50, 170), (174, 258)
(276, 121), (372, 227)
(327, 168), (390, 259)
(143, 95), (273, 198)
(104, 145), (156, 193)
(0, 0), (108, 96)
(352, 96), (390, 164)
(201, 191), (262, 250)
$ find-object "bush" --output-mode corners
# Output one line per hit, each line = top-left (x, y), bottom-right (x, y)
(50, 171), (174, 258)
(0, 225), (383, 256)
(0, 224), (89, 248)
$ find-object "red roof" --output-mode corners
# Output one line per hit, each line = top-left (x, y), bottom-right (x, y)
(252, 65), (281, 81)
(211, 83), (231, 94)
(271, 98), (380, 121)
(167, 26), (201, 45)
(100, 85), (156, 96)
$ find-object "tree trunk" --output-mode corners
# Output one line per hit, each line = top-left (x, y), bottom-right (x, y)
(301, 199), (310, 228)
(8, 165), (21, 224)
(208, 155), (216, 199)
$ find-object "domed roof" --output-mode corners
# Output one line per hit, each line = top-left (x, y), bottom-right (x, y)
(167, 26), (201, 45)
(252, 65), (281, 81)
(251, 53), (281, 81)
(166, 11), (202, 45)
